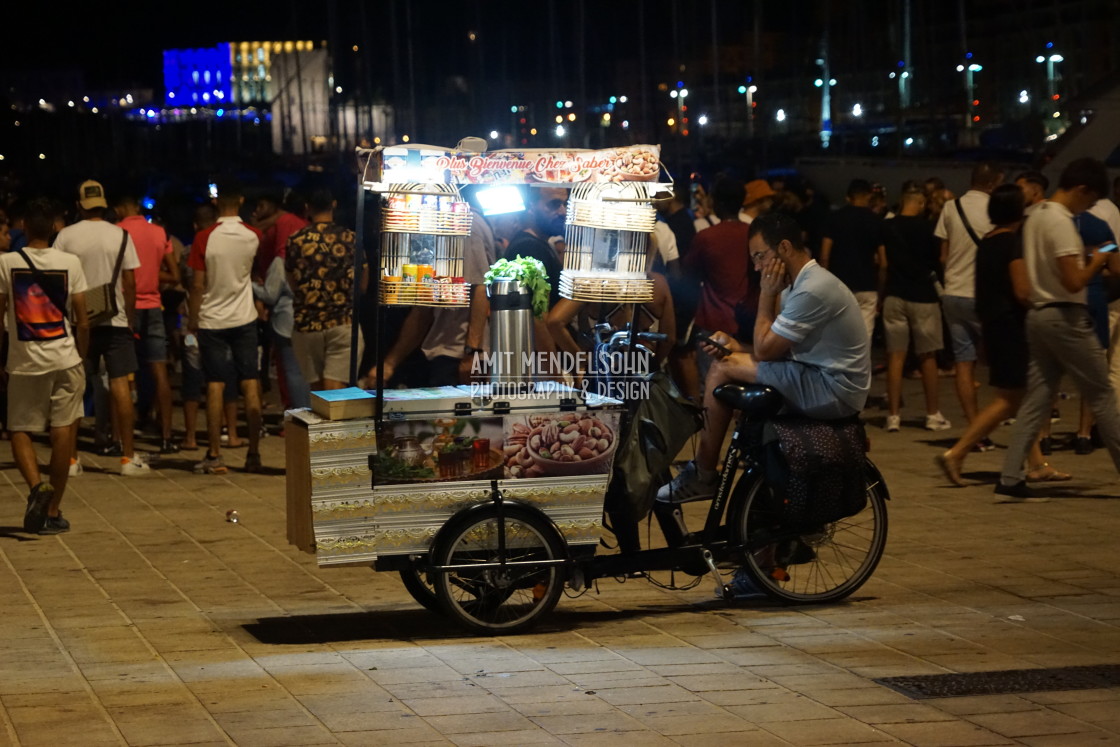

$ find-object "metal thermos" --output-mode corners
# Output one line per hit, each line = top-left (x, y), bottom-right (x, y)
(487, 278), (535, 388)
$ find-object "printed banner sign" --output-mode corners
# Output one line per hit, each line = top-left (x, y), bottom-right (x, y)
(378, 145), (661, 185)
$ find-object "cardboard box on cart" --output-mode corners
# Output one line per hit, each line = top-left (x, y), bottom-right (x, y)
(285, 384), (622, 567)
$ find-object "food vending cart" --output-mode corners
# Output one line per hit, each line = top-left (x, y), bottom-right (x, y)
(286, 141), (668, 633)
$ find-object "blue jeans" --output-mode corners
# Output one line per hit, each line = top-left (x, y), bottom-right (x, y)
(272, 328), (310, 409)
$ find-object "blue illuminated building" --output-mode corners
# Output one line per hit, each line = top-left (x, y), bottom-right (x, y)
(163, 44), (232, 107)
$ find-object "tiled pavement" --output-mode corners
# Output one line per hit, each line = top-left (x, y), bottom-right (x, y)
(1, 375), (1118, 746)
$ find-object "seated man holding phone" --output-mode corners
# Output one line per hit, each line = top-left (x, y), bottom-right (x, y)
(658, 213), (871, 502)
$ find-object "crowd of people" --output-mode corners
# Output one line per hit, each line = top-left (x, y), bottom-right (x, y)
(0, 180), (364, 534)
(3, 153), (1120, 535)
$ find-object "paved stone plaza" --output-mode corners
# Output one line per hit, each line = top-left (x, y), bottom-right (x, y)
(1, 374), (1118, 746)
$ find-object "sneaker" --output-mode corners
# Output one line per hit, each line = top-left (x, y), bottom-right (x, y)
(243, 452), (262, 473)
(924, 412), (952, 431)
(160, 439), (180, 455)
(96, 442), (123, 457)
(885, 415), (901, 432)
(728, 568), (768, 600)
(1074, 436), (1094, 455)
(974, 437), (996, 452)
(121, 455), (152, 477)
(40, 513), (71, 535)
(23, 483), (54, 533)
(655, 461), (718, 503)
(68, 459), (83, 477)
(194, 453), (228, 475)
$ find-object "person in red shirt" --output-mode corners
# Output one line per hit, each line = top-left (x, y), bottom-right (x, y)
(114, 196), (181, 453)
(683, 177), (755, 387)
(251, 193), (308, 280)
(251, 192), (308, 408)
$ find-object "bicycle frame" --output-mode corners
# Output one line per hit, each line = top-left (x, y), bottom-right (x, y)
(577, 412), (757, 585)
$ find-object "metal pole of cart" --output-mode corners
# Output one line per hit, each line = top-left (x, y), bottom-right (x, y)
(350, 181), (365, 387)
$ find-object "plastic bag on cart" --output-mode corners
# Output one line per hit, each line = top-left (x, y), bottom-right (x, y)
(605, 370), (703, 521)
(759, 415), (868, 530)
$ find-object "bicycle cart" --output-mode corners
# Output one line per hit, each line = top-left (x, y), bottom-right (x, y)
(284, 141), (889, 635)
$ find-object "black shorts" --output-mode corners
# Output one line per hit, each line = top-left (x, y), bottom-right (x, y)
(87, 326), (139, 380)
(982, 317), (1028, 390)
(199, 322), (259, 383)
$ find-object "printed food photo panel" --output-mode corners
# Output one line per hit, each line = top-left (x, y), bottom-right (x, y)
(371, 411), (621, 485)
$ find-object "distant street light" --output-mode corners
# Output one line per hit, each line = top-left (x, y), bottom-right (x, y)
(737, 83), (757, 137)
(1036, 50), (1063, 121)
(669, 87), (688, 136)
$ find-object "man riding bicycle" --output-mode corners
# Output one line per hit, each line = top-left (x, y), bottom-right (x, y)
(659, 212), (872, 502)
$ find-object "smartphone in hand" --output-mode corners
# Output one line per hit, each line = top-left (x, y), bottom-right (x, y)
(695, 331), (731, 358)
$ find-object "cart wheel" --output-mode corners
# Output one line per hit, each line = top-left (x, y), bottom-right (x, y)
(731, 460), (889, 604)
(432, 504), (567, 635)
(398, 556), (443, 614)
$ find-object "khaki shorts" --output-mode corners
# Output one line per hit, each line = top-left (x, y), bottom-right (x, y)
(292, 324), (363, 384)
(882, 296), (944, 355)
(7, 363), (86, 432)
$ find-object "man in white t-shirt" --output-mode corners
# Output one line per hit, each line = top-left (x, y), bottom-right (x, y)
(187, 185), (264, 474)
(996, 158), (1120, 499)
(54, 180), (150, 476)
(0, 199), (90, 534)
(935, 162), (1003, 436)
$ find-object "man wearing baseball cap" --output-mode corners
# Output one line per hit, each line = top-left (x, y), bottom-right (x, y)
(54, 180), (150, 476)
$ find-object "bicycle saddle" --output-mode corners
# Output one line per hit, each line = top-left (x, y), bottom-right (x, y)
(713, 384), (783, 418)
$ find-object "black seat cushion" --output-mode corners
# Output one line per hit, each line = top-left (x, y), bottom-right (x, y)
(713, 384), (784, 418)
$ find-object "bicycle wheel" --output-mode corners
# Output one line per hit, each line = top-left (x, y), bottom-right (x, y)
(398, 556), (442, 614)
(732, 461), (888, 603)
(432, 504), (567, 635)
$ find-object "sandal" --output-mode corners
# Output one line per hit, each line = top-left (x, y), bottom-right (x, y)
(1026, 463), (1072, 482)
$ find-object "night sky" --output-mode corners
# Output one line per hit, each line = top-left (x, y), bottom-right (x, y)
(9, 1), (765, 94)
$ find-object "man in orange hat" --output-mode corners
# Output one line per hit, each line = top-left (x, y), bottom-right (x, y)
(739, 179), (776, 225)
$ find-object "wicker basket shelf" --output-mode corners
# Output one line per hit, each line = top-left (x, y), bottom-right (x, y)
(566, 201), (657, 232)
(381, 207), (473, 236)
(558, 271), (654, 303)
(380, 279), (470, 307)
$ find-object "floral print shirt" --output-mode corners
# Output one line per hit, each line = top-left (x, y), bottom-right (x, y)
(285, 222), (358, 332)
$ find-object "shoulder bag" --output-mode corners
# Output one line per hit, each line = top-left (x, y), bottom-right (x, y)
(83, 228), (129, 326)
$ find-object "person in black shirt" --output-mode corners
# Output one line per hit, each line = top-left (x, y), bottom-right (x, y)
(821, 178), (883, 342)
(502, 186), (567, 310)
(879, 185), (950, 432)
(935, 185), (1070, 485)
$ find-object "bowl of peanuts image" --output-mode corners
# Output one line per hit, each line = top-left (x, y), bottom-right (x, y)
(522, 414), (617, 477)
